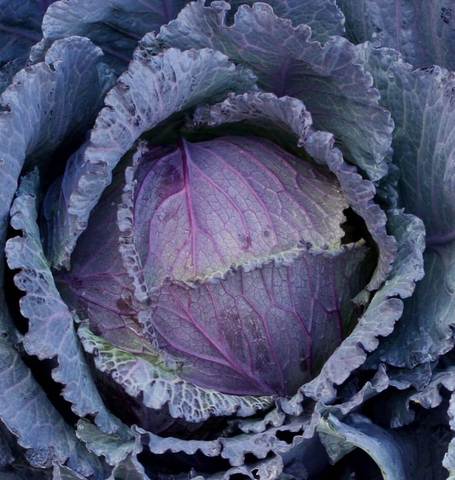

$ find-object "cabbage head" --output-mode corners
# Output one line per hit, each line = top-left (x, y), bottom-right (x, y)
(0, 1), (454, 479)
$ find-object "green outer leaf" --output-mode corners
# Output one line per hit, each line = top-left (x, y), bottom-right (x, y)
(75, 420), (151, 479)
(45, 46), (256, 269)
(5, 171), (119, 434)
(338, 0), (455, 70)
(148, 0), (393, 180)
(78, 325), (272, 424)
(76, 420), (138, 467)
(358, 44), (455, 244)
(228, 0), (345, 41)
(318, 414), (408, 480)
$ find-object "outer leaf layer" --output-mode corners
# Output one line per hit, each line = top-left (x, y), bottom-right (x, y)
(359, 45), (455, 369)
(5, 171), (119, 434)
(0, 337), (99, 476)
(40, 0), (189, 71)
(229, 0), (345, 41)
(372, 242), (455, 369)
(0, 35), (112, 296)
(318, 414), (408, 479)
(359, 45), (455, 244)
(338, 0), (455, 70)
(149, 0), (393, 180)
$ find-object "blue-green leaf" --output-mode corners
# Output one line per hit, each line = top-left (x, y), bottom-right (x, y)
(149, 0), (393, 180)
(5, 171), (120, 434)
(338, 0), (455, 70)
(229, 0), (345, 41)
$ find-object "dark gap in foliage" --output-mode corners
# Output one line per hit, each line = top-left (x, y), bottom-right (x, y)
(341, 208), (372, 246)
(242, 453), (265, 465)
(36, 131), (88, 191)
(336, 369), (379, 406)
(21, 356), (78, 426)
(275, 429), (302, 445)
(3, 268), (27, 335)
(182, 120), (316, 165)
(139, 449), (232, 476)
(317, 448), (382, 480)
(90, 361), (232, 440)
(229, 474), (249, 480)
(4, 223), (28, 334)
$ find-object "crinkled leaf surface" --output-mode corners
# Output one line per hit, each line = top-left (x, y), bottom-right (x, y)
(0, 0), (55, 93)
(359, 45), (455, 244)
(145, 243), (369, 396)
(127, 136), (348, 290)
(359, 45), (455, 369)
(229, 0), (345, 41)
(79, 325), (272, 423)
(372, 242), (455, 369)
(40, 0), (189, 71)
(0, 34), (112, 295)
(45, 46), (256, 269)
(0, 335), (99, 476)
(5, 171), (119, 434)
(150, 0), (393, 180)
(338, 0), (455, 70)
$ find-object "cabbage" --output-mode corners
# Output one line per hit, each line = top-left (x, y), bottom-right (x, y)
(0, 1), (453, 479)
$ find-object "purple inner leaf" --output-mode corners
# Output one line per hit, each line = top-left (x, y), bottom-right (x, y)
(144, 243), (370, 396)
(132, 136), (348, 289)
(58, 135), (372, 396)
